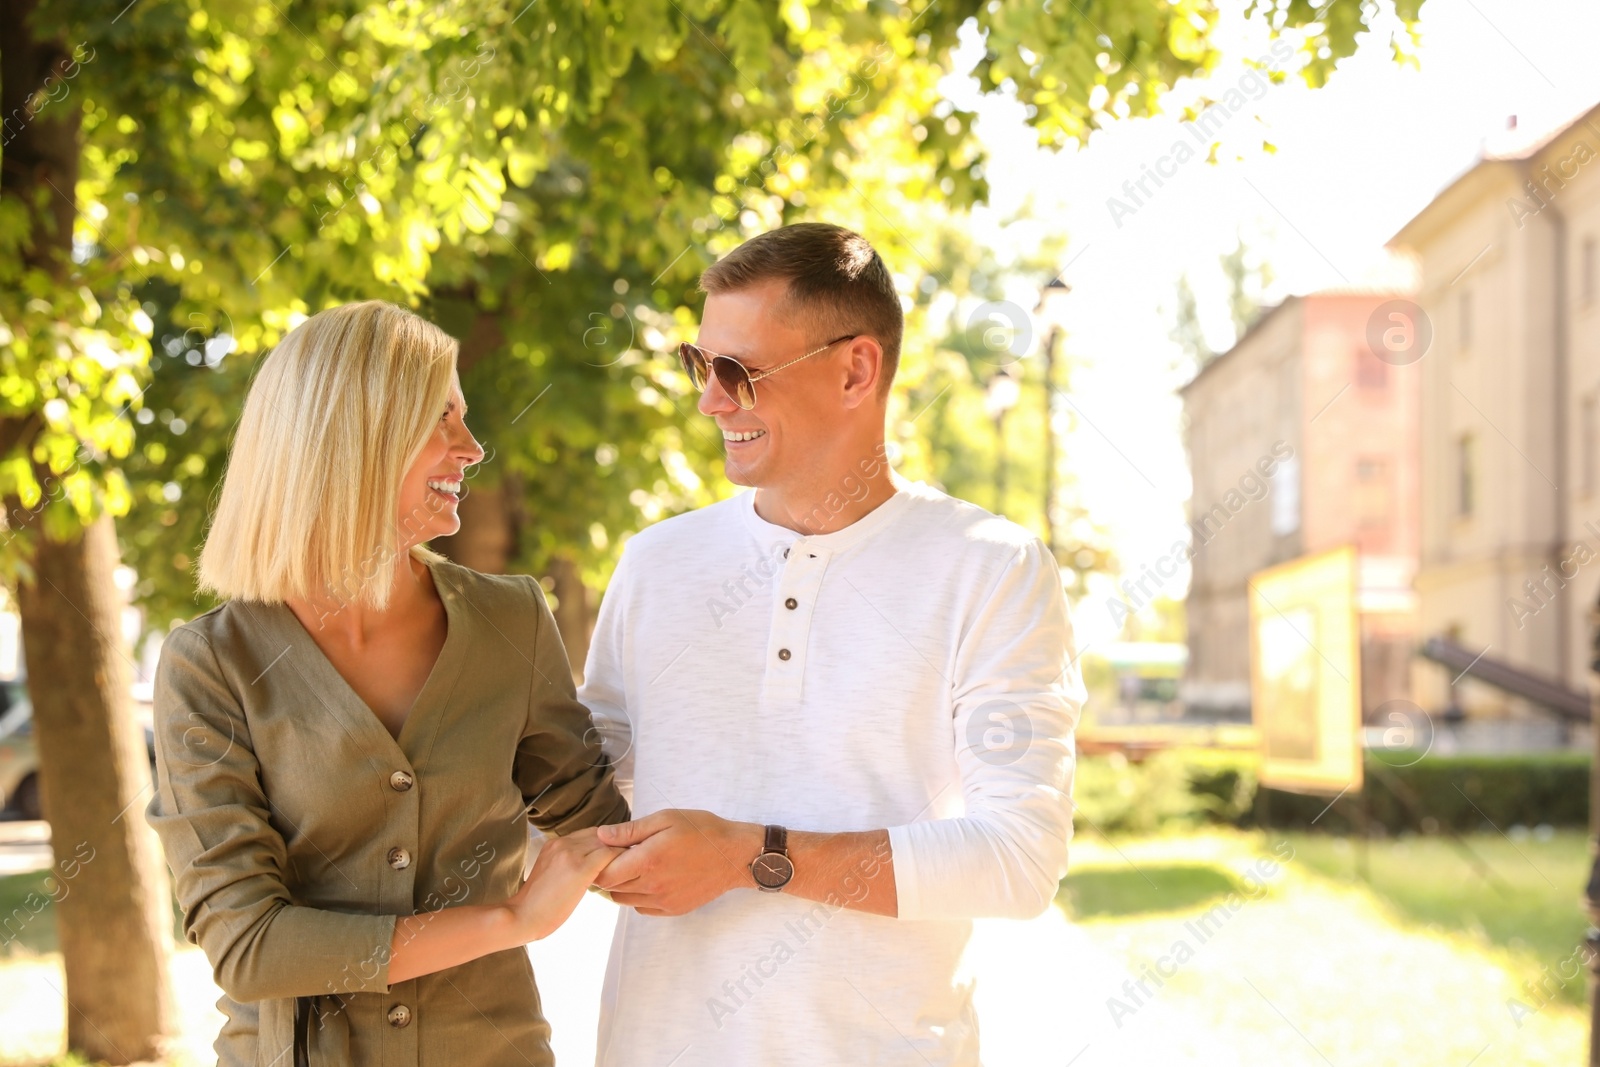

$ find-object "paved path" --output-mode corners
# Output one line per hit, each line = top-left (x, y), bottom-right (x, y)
(12, 828), (1583, 1065)
(0, 821), (1247, 1065)
(530, 891), (1244, 1066)
(0, 818), (51, 877)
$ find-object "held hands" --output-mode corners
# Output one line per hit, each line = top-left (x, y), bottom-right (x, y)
(505, 826), (625, 941)
(511, 810), (759, 930)
(592, 809), (762, 917)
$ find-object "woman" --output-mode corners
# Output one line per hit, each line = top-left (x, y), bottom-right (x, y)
(145, 300), (627, 1067)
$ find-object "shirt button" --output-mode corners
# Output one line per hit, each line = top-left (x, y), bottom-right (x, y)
(389, 770), (414, 792)
(387, 847), (411, 870)
(778, 648), (792, 661)
(387, 1004), (412, 1028)
(785, 598), (797, 610)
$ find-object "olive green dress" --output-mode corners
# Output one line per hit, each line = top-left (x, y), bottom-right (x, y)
(145, 555), (628, 1067)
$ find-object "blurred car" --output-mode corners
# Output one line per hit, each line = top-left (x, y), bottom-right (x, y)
(0, 679), (156, 821)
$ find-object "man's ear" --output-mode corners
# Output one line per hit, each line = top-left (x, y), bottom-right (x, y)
(840, 337), (885, 409)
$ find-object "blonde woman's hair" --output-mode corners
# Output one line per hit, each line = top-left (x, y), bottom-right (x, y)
(197, 300), (459, 610)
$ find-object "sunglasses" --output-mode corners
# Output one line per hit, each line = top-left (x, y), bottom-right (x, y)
(677, 334), (858, 410)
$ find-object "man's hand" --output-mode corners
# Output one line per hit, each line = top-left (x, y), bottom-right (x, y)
(594, 809), (762, 916)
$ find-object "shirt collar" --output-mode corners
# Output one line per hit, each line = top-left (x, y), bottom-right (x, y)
(738, 470), (918, 557)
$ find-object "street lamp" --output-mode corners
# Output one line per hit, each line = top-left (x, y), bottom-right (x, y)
(985, 366), (1021, 516)
(1036, 277), (1071, 558)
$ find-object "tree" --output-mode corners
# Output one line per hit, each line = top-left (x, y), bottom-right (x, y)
(118, 0), (1423, 636)
(5, 0), (1422, 1057)
(885, 207), (1114, 597)
(1170, 233), (1277, 376)
(1221, 232), (1275, 339)
(0, 1), (175, 1059)
(1170, 274), (1212, 372)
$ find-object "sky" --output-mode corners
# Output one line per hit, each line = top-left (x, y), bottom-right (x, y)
(940, 0), (1600, 651)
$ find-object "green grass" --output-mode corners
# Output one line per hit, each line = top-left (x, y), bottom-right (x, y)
(1057, 830), (1588, 1065)
(0, 870), (62, 956)
(1281, 830), (1590, 1004)
(1, 869), (186, 960)
(1058, 862), (1242, 920)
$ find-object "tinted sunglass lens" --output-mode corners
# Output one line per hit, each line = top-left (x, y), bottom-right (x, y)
(711, 357), (756, 409)
(679, 343), (709, 389)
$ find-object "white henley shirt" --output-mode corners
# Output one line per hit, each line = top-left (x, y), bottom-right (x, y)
(577, 476), (1085, 1067)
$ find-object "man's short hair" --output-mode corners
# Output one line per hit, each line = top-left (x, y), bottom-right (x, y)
(699, 223), (903, 393)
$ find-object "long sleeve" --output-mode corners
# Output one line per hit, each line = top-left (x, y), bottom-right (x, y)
(144, 627), (398, 1001)
(886, 538), (1084, 921)
(513, 577), (631, 835)
(575, 547), (636, 808)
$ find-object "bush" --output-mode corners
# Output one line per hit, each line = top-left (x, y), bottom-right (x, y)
(1071, 749), (1590, 836)
(1253, 751), (1590, 834)
(1072, 749), (1222, 834)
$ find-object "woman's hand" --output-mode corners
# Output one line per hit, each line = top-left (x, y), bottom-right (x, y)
(505, 827), (625, 942)
(388, 828), (623, 982)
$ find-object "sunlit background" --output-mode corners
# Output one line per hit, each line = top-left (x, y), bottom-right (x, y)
(1, 0), (1595, 1064)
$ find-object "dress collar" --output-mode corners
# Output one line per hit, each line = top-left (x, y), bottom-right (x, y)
(232, 551), (468, 765)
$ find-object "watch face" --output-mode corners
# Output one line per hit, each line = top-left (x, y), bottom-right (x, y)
(752, 852), (794, 889)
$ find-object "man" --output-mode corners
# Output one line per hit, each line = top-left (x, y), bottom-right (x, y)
(579, 222), (1084, 1066)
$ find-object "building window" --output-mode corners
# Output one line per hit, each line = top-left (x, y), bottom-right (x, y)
(1585, 394), (1598, 495)
(1457, 433), (1476, 518)
(1459, 289), (1472, 350)
(1584, 237), (1597, 305)
(1355, 457), (1391, 529)
(1357, 349), (1388, 390)
(1272, 454), (1301, 536)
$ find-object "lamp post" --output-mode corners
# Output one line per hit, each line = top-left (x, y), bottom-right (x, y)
(985, 366), (1020, 516)
(1036, 278), (1071, 558)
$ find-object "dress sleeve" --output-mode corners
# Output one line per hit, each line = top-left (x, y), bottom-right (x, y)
(513, 577), (631, 835)
(885, 538), (1085, 920)
(144, 627), (398, 1001)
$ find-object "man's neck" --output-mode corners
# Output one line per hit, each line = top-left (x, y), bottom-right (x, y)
(753, 462), (899, 537)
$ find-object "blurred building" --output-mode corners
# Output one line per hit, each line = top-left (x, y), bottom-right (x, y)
(1390, 104), (1600, 749)
(1180, 291), (1419, 722)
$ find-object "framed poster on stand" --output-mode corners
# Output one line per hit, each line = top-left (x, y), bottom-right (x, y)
(1249, 545), (1362, 796)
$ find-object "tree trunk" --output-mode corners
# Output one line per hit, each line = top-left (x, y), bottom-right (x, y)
(433, 304), (518, 572)
(546, 553), (592, 684)
(434, 473), (519, 572)
(433, 305), (593, 675)
(16, 516), (176, 1062)
(2, 2), (175, 1059)
(434, 477), (592, 682)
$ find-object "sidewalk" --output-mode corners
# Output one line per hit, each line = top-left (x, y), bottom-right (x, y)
(5, 832), (1584, 1065)
(530, 891), (1239, 1066)
(1, 885), (1235, 1066)
(0, 819), (51, 877)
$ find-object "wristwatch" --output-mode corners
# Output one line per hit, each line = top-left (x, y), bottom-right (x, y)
(749, 824), (794, 892)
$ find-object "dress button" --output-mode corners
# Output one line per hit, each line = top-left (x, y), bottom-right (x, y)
(778, 648), (791, 661)
(387, 1004), (412, 1028)
(785, 598), (797, 610)
(387, 847), (411, 870)
(389, 770), (414, 792)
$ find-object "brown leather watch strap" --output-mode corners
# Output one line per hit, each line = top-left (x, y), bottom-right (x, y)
(764, 824), (788, 855)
